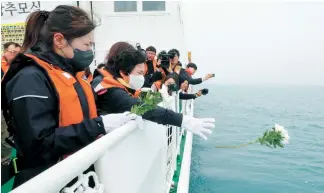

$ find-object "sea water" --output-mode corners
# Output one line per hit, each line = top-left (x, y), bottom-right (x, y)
(190, 85), (324, 193)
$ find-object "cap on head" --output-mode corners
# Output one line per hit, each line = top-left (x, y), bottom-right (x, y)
(146, 46), (156, 53)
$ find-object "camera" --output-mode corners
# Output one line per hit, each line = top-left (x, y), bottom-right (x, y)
(136, 43), (146, 57)
(168, 52), (176, 59)
(158, 50), (171, 69)
(212, 74), (215, 77)
(201, 88), (209, 95)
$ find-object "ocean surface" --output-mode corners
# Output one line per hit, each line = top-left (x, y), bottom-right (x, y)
(189, 85), (324, 193)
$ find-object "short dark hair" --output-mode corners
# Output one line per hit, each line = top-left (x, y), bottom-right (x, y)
(3, 42), (21, 50)
(22, 5), (97, 52)
(97, 63), (106, 69)
(157, 50), (167, 59)
(106, 42), (134, 67)
(112, 48), (146, 75)
(146, 46), (156, 53)
(168, 49), (180, 57)
(164, 73), (179, 87)
(186, 63), (197, 70)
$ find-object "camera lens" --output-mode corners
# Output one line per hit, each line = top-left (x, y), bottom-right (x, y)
(201, 88), (209, 95)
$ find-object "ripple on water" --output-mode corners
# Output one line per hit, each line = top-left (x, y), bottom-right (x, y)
(189, 85), (324, 193)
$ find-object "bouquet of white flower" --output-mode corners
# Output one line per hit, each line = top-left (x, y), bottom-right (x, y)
(216, 124), (290, 148)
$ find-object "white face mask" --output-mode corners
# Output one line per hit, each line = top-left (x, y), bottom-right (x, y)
(129, 74), (145, 90)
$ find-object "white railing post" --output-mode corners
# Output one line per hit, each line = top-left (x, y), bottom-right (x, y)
(177, 86), (194, 193)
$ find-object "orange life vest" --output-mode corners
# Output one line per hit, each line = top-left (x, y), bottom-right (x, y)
(144, 59), (157, 75)
(1, 56), (10, 78)
(95, 68), (141, 98)
(25, 54), (98, 127)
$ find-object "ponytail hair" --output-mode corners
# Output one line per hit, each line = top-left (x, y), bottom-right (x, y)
(22, 11), (49, 52)
(21, 5), (97, 53)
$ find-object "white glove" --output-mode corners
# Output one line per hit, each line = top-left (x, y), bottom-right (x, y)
(101, 112), (137, 132)
(181, 115), (215, 140)
(141, 87), (153, 92)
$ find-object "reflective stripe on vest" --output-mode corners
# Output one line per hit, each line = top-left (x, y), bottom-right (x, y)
(25, 54), (97, 127)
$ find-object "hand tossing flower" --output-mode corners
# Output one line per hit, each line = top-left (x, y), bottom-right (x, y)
(216, 124), (290, 149)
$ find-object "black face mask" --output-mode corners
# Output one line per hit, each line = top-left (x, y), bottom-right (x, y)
(167, 84), (178, 92)
(67, 49), (94, 72)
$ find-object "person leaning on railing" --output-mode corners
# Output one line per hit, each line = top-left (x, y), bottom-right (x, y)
(1, 6), (137, 189)
(179, 80), (207, 100)
(179, 62), (214, 87)
(91, 42), (216, 141)
(151, 73), (179, 107)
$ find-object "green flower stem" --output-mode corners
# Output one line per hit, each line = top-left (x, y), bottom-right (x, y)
(130, 91), (163, 116)
(215, 139), (260, 148)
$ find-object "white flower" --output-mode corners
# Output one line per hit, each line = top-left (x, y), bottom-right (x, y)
(274, 124), (290, 145)
(274, 124), (284, 132)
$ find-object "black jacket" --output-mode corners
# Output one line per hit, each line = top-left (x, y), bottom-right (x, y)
(92, 72), (183, 127)
(143, 60), (162, 87)
(1, 45), (105, 187)
(143, 71), (162, 87)
(179, 92), (197, 100)
(179, 68), (202, 86)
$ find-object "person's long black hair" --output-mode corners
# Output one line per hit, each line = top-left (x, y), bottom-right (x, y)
(22, 5), (96, 52)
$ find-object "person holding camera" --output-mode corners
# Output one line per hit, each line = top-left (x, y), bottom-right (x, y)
(156, 50), (173, 75)
(179, 62), (214, 87)
(179, 80), (209, 100)
(155, 74), (179, 107)
(150, 50), (174, 90)
(142, 46), (163, 87)
(168, 49), (182, 74)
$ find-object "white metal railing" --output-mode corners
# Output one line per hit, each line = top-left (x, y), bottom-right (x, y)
(163, 93), (178, 193)
(177, 99), (194, 193)
(9, 89), (194, 193)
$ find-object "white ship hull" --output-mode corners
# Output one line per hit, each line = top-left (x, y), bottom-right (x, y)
(1, 1), (193, 193)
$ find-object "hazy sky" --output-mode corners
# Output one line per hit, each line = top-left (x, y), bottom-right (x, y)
(183, 1), (324, 85)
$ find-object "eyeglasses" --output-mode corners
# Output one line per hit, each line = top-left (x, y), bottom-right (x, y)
(5, 50), (18, 54)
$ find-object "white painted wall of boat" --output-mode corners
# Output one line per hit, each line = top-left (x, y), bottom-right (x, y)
(90, 1), (186, 71)
(1, 1), (186, 72)
(94, 121), (167, 193)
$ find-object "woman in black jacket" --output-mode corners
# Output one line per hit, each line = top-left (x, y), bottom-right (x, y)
(92, 42), (216, 141)
(1, 6), (135, 188)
